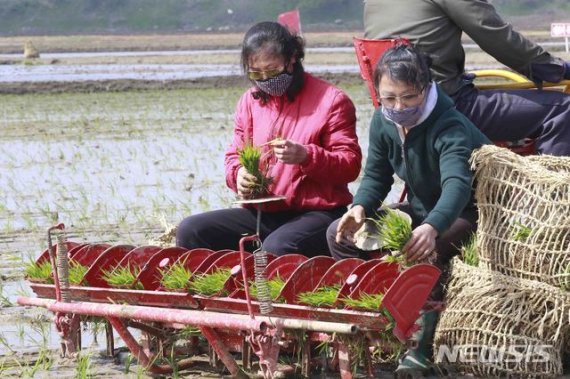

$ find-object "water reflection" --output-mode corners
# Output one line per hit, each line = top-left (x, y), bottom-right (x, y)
(0, 63), (358, 82)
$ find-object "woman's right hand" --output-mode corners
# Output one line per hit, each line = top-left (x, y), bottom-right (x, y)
(335, 205), (366, 244)
(236, 166), (258, 198)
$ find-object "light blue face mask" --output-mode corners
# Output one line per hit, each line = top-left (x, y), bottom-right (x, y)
(381, 104), (423, 128)
(254, 72), (293, 97)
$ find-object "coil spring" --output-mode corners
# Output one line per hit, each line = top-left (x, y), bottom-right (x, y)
(253, 247), (272, 314)
(56, 233), (70, 302)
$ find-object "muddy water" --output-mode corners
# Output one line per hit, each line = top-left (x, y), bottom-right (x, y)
(0, 63), (359, 82)
(0, 86), (240, 376)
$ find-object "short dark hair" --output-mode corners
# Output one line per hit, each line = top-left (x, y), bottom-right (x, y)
(241, 21), (305, 104)
(373, 43), (432, 93)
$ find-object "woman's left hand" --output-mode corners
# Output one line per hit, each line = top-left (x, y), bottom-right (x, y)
(402, 223), (438, 262)
(272, 139), (308, 164)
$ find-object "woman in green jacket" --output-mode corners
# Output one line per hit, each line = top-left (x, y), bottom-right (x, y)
(326, 43), (490, 375)
(363, 0), (570, 156)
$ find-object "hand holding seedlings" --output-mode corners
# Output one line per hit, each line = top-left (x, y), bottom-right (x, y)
(402, 223), (438, 262)
(271, 139), (307, 164)
(236, 166), (259, 198)
(237, 144), (273, 198)
(336, 205), (366, 244)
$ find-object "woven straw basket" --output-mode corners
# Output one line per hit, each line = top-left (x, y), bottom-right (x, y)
(434, 259), (569, 378)
(470, 145), (570, 289)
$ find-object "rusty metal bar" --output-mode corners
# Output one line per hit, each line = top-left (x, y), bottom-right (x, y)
(17, 297), (266, 332)
(268, 317), (357, 335)
(200, 326), (247, 378)
(56, 233), (70, 303)
(108, 317), (153, 368)
(46, 223), (65, 302)
(20, 294), (356, 335)
(105, 320), (114, 357)
(239, 234), (259, 320)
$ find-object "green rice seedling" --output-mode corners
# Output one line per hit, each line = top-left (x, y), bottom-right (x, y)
(17, 324), (26, 343)
(170, 346), (181, 379)
(512, 221), (532, 242)
(0, 333), (14, 353)
(75, 352), (93, 379)
(69, 262), (89, 285)
(462, 233), (479, 267)
(382, 252), (407, 266)
(249, 276), (285, 301)
(159, 262), (193, 291)
(237, 143), (272, 197)
(22, 347), (53, 377)
(370, 209), (412, 252)
(136, 364), (145, 379)
(560, 263), (570, 291)
(343, 292), (384, 311)
(124, 353), (134, 374)
(24, 259), (53, 283)
(0, 284), (11, 307)
(189, 268), (232, 296)
(297, 285), (341, 307)
(179, 326), (202, 338)
(102, 264), (143, 289)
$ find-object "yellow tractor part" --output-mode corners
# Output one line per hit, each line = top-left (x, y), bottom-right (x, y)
(471, 69), (570, 93)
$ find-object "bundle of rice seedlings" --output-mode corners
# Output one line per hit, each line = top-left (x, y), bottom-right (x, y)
(159, 262), (193, 291)
(237, 143), (272, 197)
(382, 253), (407, 266)
(343, 292), (384, 311)
(248, 276), (285, 301)
(461, 233), (479, 267)
(69, 262), (89, 285)
(511, 221), (532, 242)
(102, 264), (143, 290)
(24, 259), (53, 283)
(189, 268), (232, 296)
(370, 209), (412, 252)
(297, 284), (341, 307)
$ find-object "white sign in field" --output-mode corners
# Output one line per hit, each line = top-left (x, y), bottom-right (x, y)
(551, 23), (570, 52)
(551, 23), (570, 37)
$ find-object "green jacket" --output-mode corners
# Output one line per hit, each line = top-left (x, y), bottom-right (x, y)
(363, 0), (565, 95)
(353, 85), (491, 234)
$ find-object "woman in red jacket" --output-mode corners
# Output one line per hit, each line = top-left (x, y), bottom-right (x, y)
(176, 21), (361, 256)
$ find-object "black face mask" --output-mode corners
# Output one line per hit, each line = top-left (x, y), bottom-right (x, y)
(254, 72), (293, 97)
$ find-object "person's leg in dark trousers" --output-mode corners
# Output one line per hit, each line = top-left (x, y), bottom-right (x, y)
(176, 208), (266, 251)
(455, 86), (570, 156)
(177, 207), (345, 256)
(326, 218), (370, 260)
(263, 208), (346, 257)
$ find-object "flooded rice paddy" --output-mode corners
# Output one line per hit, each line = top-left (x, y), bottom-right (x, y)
(0, 63), (359, 82)
(0, 80), (391, 377)
(0, 30), (567, 377)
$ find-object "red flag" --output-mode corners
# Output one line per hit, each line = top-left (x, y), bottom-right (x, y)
(277, 9), (302, 36)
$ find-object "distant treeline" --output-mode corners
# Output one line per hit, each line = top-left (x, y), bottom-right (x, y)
(1, 0), (568, 36)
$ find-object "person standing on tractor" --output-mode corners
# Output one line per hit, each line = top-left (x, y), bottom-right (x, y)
(364, 0), (570, 156)
(326, 43), (491, 376)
